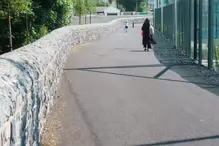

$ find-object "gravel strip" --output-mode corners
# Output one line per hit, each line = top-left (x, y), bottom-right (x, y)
(154, 30), (219, 85)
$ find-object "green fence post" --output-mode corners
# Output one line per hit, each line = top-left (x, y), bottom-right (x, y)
(208, 0), (213, 69)
(188, 0), (192, 56)
(161, 0), (164, 33)
(194, 0), (198, 60)
(174, 0), (178, 48)
(199, 0), (203, 65)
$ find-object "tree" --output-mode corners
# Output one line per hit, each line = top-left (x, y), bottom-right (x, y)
(85, 0), (97, 13)
(74, 0), (86, 24)
(0, 0), (101, 54)
(96, 0), (109, 7)
(139, 0), (148, 12)
(116, 0), (146, 11)
(0, 0), (32, 51)
(108, 0), (113, 4)
(23, 0), (75, 44)
(56, 0), (75, 26)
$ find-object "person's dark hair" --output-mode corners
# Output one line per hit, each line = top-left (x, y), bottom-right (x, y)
(143, 18), (150, 29)
(145, 18), (150, 25)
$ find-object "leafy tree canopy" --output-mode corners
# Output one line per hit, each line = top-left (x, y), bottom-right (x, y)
(116, 0), (148, 11)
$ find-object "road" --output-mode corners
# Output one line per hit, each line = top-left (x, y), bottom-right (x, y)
(42, 25), (219, 146)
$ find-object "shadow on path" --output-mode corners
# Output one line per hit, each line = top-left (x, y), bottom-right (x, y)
(130, 50), (147, 52)
(132, 135), (219, 146)
(64, 63), (219, 88)
(152, 31), (219, 96)
(64, 64), (164, 70)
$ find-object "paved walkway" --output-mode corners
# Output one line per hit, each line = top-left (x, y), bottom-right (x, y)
(42, 25), (219, 146)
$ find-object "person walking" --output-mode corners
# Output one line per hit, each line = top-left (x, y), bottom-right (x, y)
(141, 18), (155, 51)
(124, 21), (129, 33)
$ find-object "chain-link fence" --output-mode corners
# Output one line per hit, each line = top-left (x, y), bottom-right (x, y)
(163, 3), (174, 40)
(177, 0), (191, 54)
(155, 0), (191, 51)
(154, 0), (219, 72)
(155, 8), (161, 31)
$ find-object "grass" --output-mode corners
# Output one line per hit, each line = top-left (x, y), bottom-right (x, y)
(190, 43), (219, 70)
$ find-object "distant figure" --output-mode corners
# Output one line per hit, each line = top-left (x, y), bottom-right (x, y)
(132, 22), (135, 28)
(141, 18), (155, 51)
(124, 21), (129, 33)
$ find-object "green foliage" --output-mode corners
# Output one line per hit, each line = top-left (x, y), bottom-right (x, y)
(57, 0), (74, 25)
(0, 0), (32, 50)
(85, 0), (98, 13)
(96, 0), (109, 7)
(0, 10), (7, 18)
(214, 43), (219, 67)
(108, 0), (113, 4)
(0, 0), (76, 52)
(0, 0), (101, 53)
(116, 0), (148, 11)
(75, 0), (86, 16)
(0, 0), (32, 14)
(24, 24), (48, 45)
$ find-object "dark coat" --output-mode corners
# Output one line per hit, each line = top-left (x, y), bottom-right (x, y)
(141, 23), (150, 46)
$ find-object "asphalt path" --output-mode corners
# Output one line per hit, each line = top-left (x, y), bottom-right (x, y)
(42, 24), (219, 146)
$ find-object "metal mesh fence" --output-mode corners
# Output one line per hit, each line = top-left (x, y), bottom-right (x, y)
(163, 3), (174, 40)
(177, 0), (190, 54)
(155, 8), (161, 31)
(155, 0), (191, 54)
(154, 0), (219, 71)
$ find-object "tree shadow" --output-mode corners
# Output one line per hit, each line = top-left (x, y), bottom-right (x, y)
(65, 64), (164, 70)
(64, 63), (219, 88)
(130, 50), (146, 52)
(64, 31), (219, 97)
(132, 135), (219, 146)
(152, 31), (219, 97)
(64, 55), (219, 96)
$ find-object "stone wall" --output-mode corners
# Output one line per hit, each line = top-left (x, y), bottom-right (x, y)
(0, 17), (146, 146)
